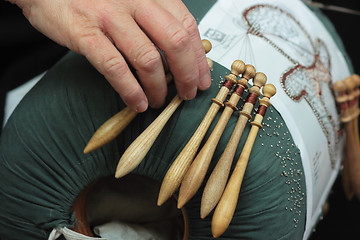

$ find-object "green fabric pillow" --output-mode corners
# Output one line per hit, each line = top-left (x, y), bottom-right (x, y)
(0, 51), (306, 239)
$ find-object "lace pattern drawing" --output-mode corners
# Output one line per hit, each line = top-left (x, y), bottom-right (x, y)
(242, 4), (339, 166)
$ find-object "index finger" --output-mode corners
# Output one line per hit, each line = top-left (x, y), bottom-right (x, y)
(133, 0), (200, 100)
(157, 0), (211, 91)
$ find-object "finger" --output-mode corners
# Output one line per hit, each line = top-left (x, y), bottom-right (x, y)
(133, 0), (200, 100)
(78, 30), (148, 112)
(157, 0), (211, 90)
(102, 13), (168, 109)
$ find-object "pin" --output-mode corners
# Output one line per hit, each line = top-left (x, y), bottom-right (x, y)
(201, 72), (267, 218)
(157, 60), (246, 206)
(211, 84), (276, 238)
(177, 65), (256, 209)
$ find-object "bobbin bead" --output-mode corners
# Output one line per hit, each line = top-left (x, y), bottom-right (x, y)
(242, 65), (256, 80)
(344, 76), (356, 92)
(351, 74), (360, 87)
(253, 72), (267, 87)
(248, 72), (267, 95)
(230, 60), (246, 76)
(262, 83), (277, 98)
(333, 80), (347, 94)
(202, 39), (212, 54)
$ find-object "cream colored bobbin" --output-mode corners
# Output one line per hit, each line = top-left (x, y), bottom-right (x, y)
(177, 65), (256, 209)
(115, 39), (214, 179)
(334, 79), (354, 200)
(200, 72), (267, 219)
(157, 60), (246, 207)
(83, 74), (173, 154)
(84, 40), (212, 154)
(211, 84), (276, 238)
(115, 95), (183, 179)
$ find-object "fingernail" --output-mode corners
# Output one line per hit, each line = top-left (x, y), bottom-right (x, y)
(199, 71), (211, 90)
(135, 99), (148, 112)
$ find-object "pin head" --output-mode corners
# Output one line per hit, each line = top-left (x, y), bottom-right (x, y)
(262, 84), (277, 99)
(202, 39), (212, 54)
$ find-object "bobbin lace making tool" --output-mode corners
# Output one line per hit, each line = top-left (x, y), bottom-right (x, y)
(334, 75), (360, 200)
(115, 40), (213, 179)
(84, 39), (212, 155)
(201, 72), (267, 218)
(211, 84), (276, 238)
(177, 65), (257, 209)
(157, 60), (246, 206)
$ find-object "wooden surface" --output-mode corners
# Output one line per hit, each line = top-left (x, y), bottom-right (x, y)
(83, 73), (173, 154)
(115, 95), (183, 179)
(157, 60), (246, 206)
(83, 107), (138, 154)
(157, 86), (231, 206)
(201, 72), (267, 218)
(177, 65), (256, 208)
(211, 84), (276, 238)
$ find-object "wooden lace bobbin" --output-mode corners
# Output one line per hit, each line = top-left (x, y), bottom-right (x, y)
(177, 65), (256, 209)
(333, 80), (354, 200)
(200, 72), (267, 219)
(84, 40), (213, 155)
(351, 74), (360, 136)
(344, 76), (360, 199)
(115, 41), (214, 179)
(83, 74), (173, 154)
(211, 84), (276, 238)
(115, 94), (183, 178)
(343, 76), (357, 122)
(157, 60), (246, 206)
(202, 39), (214, 70)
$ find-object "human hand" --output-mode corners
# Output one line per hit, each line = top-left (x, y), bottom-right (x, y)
(12, 0), (211, 112)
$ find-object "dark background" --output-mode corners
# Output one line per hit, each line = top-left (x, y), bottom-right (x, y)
(0, 0), (360, 239)
(307, 1), (360, 239)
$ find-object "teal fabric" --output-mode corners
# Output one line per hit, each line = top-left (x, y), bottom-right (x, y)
(0, 51), (306, 239)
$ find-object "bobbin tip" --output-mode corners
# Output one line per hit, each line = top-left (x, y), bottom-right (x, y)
(83, 145), (91, 154)
(211, 219), (228, 238)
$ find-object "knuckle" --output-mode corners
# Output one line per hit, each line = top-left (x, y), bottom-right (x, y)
(182, 14), (198, 35)
(179, 71), (198, 86)
(72, 28), (99, 54)
(168, 27), (190, 51)
(102, 56), (128, 78)
(134, 44), (161, 72)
